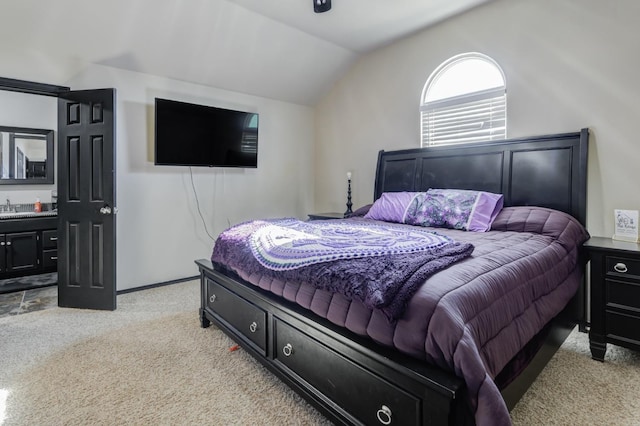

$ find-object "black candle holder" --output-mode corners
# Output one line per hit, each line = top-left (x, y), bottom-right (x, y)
(344, 178), (353, 217)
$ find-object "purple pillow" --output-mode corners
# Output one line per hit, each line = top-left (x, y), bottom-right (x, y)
(345, 204), (373, 218)
(364, 192), (420, 222)
(404, 189), (503, 231)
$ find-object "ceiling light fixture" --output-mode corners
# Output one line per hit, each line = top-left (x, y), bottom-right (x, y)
(314, 0), (331, 13)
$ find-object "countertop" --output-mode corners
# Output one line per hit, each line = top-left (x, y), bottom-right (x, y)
(0, 211), (58, 220)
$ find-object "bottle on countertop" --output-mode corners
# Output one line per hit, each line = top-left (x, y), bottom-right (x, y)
(34, 198), (42, 213)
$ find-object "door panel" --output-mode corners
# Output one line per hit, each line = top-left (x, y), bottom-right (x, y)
(57, 89), (116, 310)
(91, 222), (105, 286)
(67, 222), (81, 287)
(68, 136), (81, 200)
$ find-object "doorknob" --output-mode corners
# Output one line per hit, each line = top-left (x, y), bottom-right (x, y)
(99, 206), (112, 215)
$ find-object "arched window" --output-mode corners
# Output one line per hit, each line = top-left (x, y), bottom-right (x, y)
(420, 53), (506, 147)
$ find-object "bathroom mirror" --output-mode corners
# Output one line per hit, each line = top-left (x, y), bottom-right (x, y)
(0, 125), (54, 184)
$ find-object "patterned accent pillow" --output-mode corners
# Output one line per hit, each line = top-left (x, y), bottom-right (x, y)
(404, 189), (503, 231)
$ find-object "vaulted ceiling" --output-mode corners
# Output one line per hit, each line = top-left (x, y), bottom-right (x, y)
(0, 0), (492, 105)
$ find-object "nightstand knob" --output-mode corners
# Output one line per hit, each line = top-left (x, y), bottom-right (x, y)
(614, 263), (628, 273)
(249, 321), (258, 333)
(376, 405), (392, 425)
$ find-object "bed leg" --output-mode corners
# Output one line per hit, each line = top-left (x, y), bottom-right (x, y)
(200, 308), (211, 328)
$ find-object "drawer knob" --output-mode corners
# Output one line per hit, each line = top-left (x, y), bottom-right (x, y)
(249, 321), (258, 333)
(614, 263), (628, 273)
(376, 405), (392, 425)
(282, 343), (293, 357)
(209, 294), (217, 303)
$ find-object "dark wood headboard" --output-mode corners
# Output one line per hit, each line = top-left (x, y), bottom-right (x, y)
(373, 129), (589, 226)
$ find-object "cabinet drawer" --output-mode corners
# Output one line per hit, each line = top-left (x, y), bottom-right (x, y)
(606, 310), (640, 346)
(274, 319), (420, 425)
(43, 249), (58, 268)
(42, 230), (58, 249)
(606, 256), (640, 279)
(606, 279), (640, 312)
(206, 279), (266, 354)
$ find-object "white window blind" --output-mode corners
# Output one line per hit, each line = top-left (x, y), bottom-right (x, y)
(420, 53), (506, 147)
(421, 88), (506, 146)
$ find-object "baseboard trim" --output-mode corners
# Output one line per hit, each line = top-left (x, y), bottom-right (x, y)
(117, 275), (199, 295)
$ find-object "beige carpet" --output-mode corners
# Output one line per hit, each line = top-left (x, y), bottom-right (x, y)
(4, 312), (331, 425)
(1, 281), (640, 425)
(510, 327), (640, 425)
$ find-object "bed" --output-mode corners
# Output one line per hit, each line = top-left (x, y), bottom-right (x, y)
(196, 129), (589, 426)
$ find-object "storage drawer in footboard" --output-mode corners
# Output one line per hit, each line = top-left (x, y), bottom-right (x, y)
(206, 277), (267, 355)
(274, 318), (420, 425)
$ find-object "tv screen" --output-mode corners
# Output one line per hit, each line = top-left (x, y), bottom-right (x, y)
(154, 98), (258, 168)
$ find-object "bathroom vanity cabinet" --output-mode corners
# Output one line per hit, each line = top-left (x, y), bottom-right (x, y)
(0, 215), (57, 278)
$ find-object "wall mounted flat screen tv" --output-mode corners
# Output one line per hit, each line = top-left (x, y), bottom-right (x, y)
(154, 98), (258, 168)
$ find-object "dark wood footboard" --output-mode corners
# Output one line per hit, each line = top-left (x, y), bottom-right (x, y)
(197, 259), (473, 425)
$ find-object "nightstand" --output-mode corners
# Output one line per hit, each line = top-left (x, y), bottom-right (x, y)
(307, 212), (345, 220)
(584, 236), (640, 361)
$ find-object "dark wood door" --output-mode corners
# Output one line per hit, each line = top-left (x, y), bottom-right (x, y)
(57, 89), (116, 310)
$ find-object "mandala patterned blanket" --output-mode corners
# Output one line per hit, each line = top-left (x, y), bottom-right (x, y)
(211, 218), (474, 321)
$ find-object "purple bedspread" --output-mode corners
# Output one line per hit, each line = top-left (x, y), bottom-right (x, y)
(210, 206), (589, 426)
(212, 218), (473, 321)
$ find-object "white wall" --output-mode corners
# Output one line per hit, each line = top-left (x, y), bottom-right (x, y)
(315, 0), (640, 238)
(63, 64), (315, 290)
(0, 63), (315, 291)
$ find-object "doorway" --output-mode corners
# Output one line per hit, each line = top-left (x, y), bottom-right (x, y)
(0, 78), (117, 310)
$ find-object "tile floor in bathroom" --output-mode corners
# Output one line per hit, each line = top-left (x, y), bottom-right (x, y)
(0, 285), (57, 318)
(0, 274), (58, 318)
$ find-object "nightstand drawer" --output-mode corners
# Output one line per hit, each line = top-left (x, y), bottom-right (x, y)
(605, 256), (640, 279)
(606, 279), (640, 312)
(606, 311), (640, 346)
